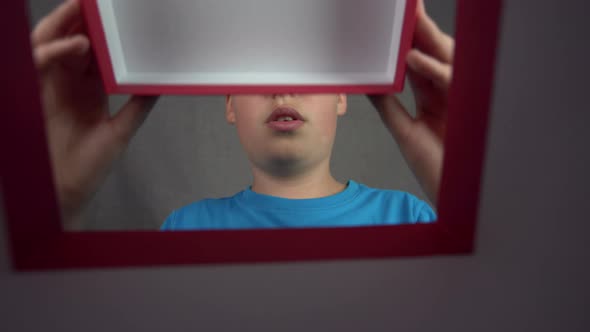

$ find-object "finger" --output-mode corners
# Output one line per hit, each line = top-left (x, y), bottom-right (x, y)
(34, 34), (90, 71)
(368, 94), (414, 143)
(109, 96), (160, 144)
(413, 0), (455, 64)
(32, 0), (82, 46)
(407, 49), (452, 90)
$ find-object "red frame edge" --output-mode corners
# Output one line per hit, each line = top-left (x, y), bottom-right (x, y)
(1, 0), (503, 271)
(393, 0), (419, 92)
(81, 0), (418, 95)
(80, 0), (118, 94)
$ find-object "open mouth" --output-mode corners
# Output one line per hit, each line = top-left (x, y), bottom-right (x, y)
(266, 107), (304, 123)
(266, 107), (305, 132)
(275, 116), (296, 122)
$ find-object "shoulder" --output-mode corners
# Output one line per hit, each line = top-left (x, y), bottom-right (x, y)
(353, 181), (437, 223)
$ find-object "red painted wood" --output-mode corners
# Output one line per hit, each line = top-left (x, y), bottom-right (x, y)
(393, 0), (419, 92)
(1, 0), (63, 269)
(437, 0), (504, 249)
(80, 0), (418, 95)
(1, 0), (503, 270)
(80, 0), (118, 94)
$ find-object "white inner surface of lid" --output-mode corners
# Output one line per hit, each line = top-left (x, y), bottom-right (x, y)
(97, 0), (406, 85)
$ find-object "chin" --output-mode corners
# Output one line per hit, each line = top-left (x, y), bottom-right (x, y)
(267, 152), (303, 165)
(267, 140), (306, 155)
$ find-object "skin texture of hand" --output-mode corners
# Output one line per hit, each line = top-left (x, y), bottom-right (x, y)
(32, 0), (159, 229)
(368, 0), (454, 207)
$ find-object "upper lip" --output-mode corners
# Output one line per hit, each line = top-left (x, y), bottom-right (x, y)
(266, 107), (304, 123)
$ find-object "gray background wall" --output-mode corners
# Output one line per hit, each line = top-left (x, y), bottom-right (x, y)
(2, 0), (590, 331)
(26, 0), (456, 230)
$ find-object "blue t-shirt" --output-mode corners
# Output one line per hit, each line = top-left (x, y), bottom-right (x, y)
(161, 180), (436, 230)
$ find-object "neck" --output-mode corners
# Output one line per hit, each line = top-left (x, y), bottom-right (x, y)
(250, 159), (346, 199)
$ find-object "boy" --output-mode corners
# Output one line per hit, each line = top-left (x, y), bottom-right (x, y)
(34, 0), (453, 230)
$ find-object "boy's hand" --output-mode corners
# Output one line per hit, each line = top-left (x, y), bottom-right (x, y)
(368, 0), (453, 207)
(33, 0), (159, 229)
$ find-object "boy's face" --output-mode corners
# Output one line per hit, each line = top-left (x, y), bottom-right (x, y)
(226, 94), (347, 173)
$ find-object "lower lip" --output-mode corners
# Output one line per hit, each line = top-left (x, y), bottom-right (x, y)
(267, 120), (304, 132)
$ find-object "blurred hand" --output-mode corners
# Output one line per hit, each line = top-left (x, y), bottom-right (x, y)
(32, 0), (159, 229)
(368, 0), (453, 207)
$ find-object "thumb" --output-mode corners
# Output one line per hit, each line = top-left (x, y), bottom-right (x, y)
(369, 94), (415, 143)
(109, 96), (159, 144)
(34, 34), (90, 71)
